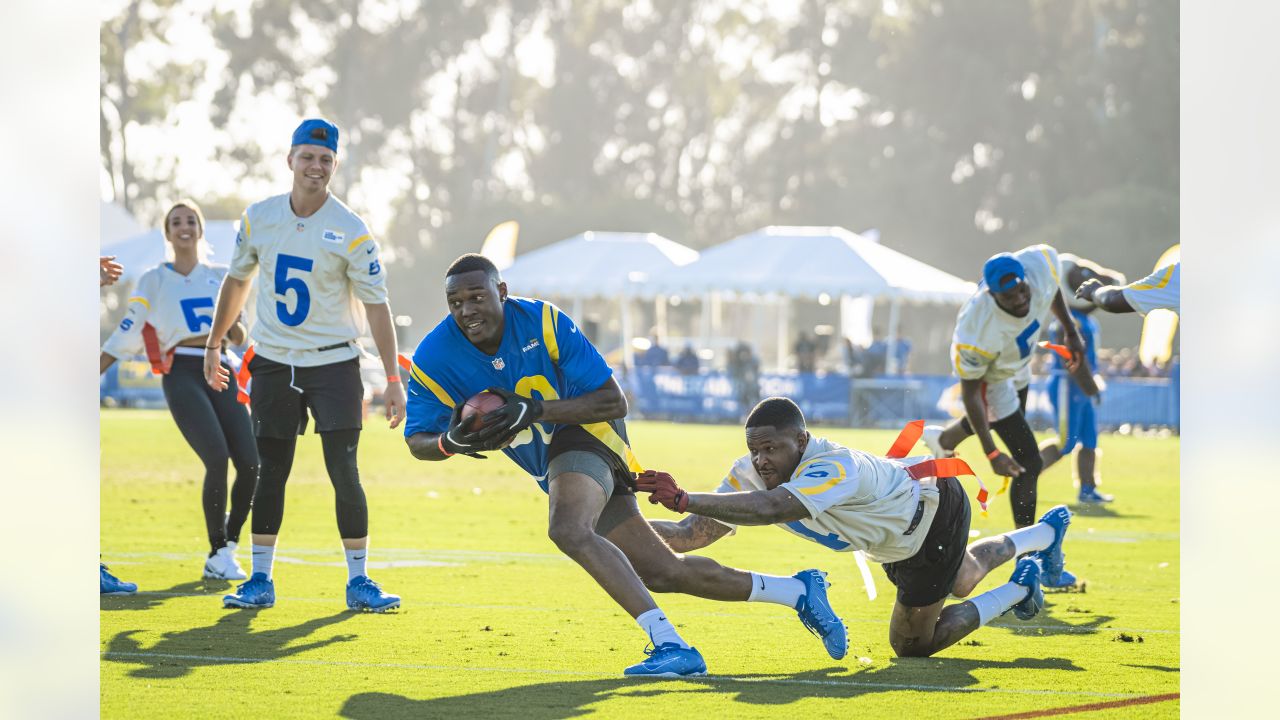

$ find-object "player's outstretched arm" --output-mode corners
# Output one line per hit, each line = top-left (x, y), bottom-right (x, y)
(636, 470), (808, 525)
(649, 515), (733, 552)
(1076, 278), (1135, 314)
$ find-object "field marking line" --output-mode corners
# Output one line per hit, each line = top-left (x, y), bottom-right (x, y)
(99, 651), (1150, 699)
(971, 691), (1179, 719)
(106, 592), (1181, 635)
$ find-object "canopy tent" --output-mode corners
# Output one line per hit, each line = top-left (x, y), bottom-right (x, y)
(647, 226), (977, 372)
(100, 200), (146, 245)
(501, 231), (699, 366)
(101, 221), (239, 282)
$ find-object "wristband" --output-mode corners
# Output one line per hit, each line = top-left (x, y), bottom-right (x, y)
(987, 449), (1001, 460)
(437, 434), (455, 457)
(385, 375), (401, 383)
(205, 344), (221, 350)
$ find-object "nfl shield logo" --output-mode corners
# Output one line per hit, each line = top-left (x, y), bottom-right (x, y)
(296, 222), (305, 232)
(491, 358), (505, 371)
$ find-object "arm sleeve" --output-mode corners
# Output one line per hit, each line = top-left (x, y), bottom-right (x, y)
(403, 344), (456, 437)
(549, 305), (614, 392)
(343, 224), (389, 304)
(227, 210), (258, 280)
(101, 273), (154, 358)
(781, 458), (861, 519)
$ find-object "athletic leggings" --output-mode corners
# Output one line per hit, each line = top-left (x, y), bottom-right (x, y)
(161, 355), (258, 552)
(251, 429), (368, 539)
(957, 387), (1043, 527)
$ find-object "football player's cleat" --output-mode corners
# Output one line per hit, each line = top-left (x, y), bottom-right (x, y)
(100, 563), (137, 595)
(223, 572), (275, 609)
(1008, 557), (1044, 621)
(204, 544), (247, 581)
(1077, 487), (1114, 504)
(622, 643), (707, 677)
(793, 569), (848, 660)
(922, 425), (955, 458)
(1035, 504), (1073, 587)
(346, 576), (400, 613)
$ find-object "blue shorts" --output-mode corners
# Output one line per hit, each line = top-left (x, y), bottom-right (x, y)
(1049, 376), (1097, 453)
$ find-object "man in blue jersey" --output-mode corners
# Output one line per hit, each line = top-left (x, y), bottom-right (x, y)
(403, 254), (848, 678)
(1038, 255), (1126, 505)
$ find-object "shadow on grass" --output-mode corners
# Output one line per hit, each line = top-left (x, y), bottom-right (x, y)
(99, 579), (233, 611)
(338, 656), (1085, 719)
(102, 609), (357, 679)
(1069, 502), (1146, 521)
(989, 603), (1116, 637)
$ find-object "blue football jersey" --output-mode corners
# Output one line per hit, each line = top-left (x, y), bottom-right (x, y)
(404, 296), (641, 489)
(1049, 308), (1099, 399)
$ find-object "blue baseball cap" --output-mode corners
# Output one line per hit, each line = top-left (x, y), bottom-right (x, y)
(291, 118), (339, 153)
(982, 253), (1026, 293)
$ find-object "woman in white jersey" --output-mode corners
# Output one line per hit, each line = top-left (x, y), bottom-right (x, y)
(100, 200), (258, 581)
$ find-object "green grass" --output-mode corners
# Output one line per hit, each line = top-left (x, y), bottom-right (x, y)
(101, 410), (1179, 719)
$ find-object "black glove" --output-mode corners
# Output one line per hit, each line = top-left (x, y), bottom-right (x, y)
(478, 386), (544, 439)
(439, 404), (489, 459)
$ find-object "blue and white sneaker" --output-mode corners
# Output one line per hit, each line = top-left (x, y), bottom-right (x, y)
(100, 563), (137, 595)
(622, 643), (707, 677)
(1034, 504), (1074, 587)
(223, 572), (275, 609)
(793, 569), (848, 660)
(1008, 557), (1044, 621)
(1077, 487), (1114, 504)
(346, 575), (400, 612)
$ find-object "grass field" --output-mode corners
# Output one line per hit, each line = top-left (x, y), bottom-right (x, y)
(100, 409), (1179, 719)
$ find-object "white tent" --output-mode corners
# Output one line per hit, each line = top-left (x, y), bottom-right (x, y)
(501, 231), (699, 366)
(100, 201), (145, 246)
(101, 221), (240, 281)
(648, 226), (977, 372)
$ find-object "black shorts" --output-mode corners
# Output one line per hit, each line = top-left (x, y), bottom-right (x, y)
(248, 355), (363, 439)
(882, 476), (972, 607)
(546, 422), (636, 498)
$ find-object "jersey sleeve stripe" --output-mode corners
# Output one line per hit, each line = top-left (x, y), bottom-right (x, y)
(581, 421), (643, 473)
(1040, 248), (1059, 284)
(127, 296), (151, 309)
(346, 234), (371, 253)
(792, 460), (847, 495)
(408, 361), (456, 408)
(541, 303), (560, 364)
(240, 211), (251, 239)
(954, 343), (995, 359)
(726, 473), (743, 491)
(1128, 264), (1176, 291)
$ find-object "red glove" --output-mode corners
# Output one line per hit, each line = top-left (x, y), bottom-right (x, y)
(634, 470), (689, 513)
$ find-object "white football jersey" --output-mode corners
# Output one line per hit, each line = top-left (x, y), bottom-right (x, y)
(229, 193), (388, 366)
(950, 244), (1063, 384)
(1121, 262), (1180, 315)
(102, 263), (228, 358)
(713, 436), (941, 563)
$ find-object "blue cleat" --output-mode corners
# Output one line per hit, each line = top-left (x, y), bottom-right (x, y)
(793, 569), (848, 660)
(346, 575), (400, 612)
(223, 572), (275, 609)
(1077, 487), (1114, 505)
(100, 563), (137, 595)
(623, 643), (707, 677)
(1034, 504), (1074, 587)
(1008, 557), (1044, 621)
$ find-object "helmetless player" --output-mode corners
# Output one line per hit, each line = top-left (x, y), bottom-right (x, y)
(922, 246), (1097, 540)
(637, 397), (1079, 658)
(403, 255), (847, 678)
(204, 118), (405, 612)
(100, 200), (258, 581)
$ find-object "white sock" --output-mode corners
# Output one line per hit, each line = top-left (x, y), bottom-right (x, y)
(345, 547), (368, 581)
(1004, 522), (1056, 556)
(636, 608), (690, 648)
(969, 581), (1031, 626)
(251, 544), (275, 579)
(748, 573), (806, 608)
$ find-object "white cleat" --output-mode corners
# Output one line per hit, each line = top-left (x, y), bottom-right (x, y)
(922, 425), (955, 458)
(204, 543), (247, 580)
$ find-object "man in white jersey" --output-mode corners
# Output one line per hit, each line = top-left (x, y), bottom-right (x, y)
(637, 397), (1079, 658)
(1076, 261), (1180, 315)
(203, 118), (405, 612)
(922, 246), (1098, 539)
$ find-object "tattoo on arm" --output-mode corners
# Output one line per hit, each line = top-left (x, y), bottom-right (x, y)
(650, 514), (732, 552)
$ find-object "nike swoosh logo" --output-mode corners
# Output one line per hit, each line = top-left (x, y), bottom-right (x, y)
(759, 577), (766, 591)
(352, 554), (366, 560)
(511, 404), (528, 427)
(366, 246), (375, 254)
(347, 444), (358, 452)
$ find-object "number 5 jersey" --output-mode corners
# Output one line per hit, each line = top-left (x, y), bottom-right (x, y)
(102, 262), (228, 360)
(228, 193), (388, 366)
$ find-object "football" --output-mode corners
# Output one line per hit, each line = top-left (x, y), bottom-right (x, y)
(461, 390), (506, 432)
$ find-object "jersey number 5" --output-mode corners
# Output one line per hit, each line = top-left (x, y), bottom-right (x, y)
(1015, 319), (1041, 359)
(275, 254), (313, 327)
(180, 297), (214, 332)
